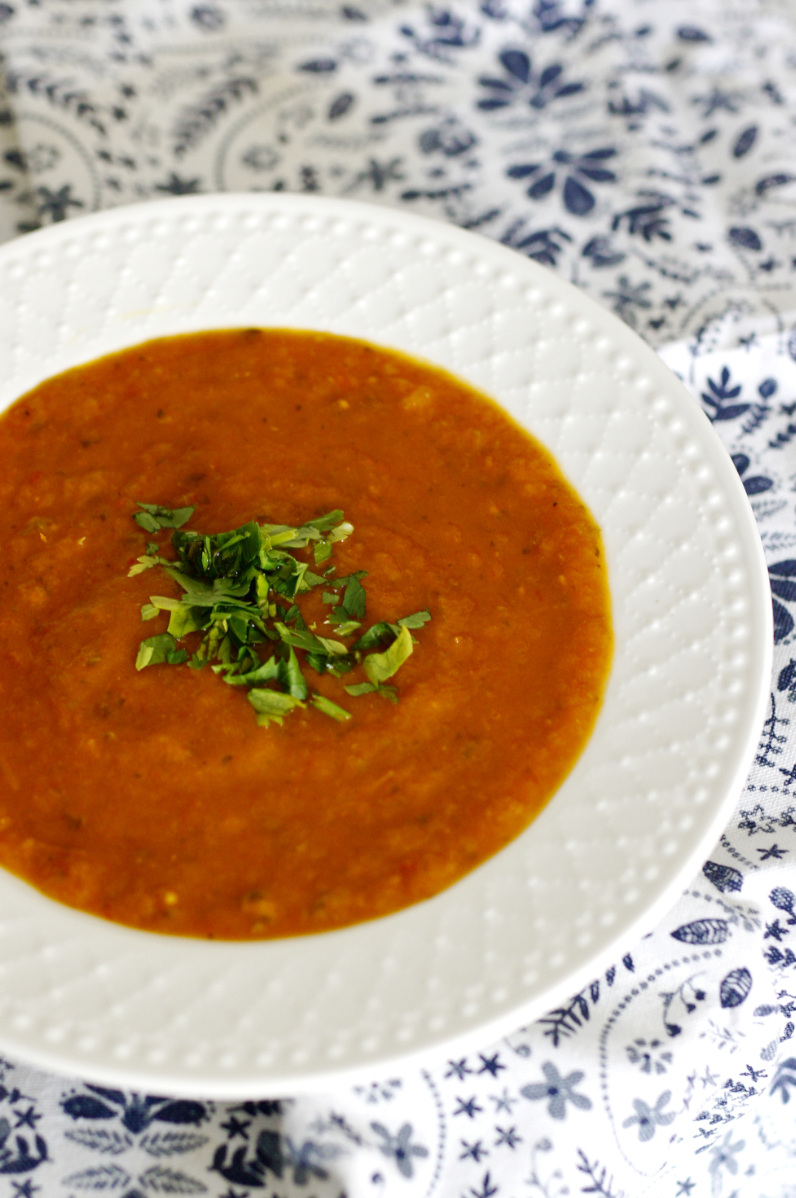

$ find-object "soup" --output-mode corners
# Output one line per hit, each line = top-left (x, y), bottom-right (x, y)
(0, 329), (612, 939)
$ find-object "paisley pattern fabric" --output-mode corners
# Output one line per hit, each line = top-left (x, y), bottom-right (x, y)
(1, 0), (796, 1193)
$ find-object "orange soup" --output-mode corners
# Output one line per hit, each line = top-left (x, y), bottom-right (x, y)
(0, 329), (612, 939)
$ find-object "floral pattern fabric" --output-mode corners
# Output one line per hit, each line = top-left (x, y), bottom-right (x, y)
(1, 0), (796, 1194)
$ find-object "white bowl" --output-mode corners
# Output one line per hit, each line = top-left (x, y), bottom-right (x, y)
(0, 193), (772, 1096)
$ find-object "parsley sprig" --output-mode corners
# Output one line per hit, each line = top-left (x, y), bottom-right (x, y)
(129, 503), (430, 726)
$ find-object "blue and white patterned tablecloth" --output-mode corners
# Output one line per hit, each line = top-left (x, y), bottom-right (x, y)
(2, 1), (796, 1194)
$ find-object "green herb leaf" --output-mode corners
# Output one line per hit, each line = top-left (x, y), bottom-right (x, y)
(273, 621), (324, 654)
(324, 570), (367, 593)
(306, 510), (345, 532)
(352, 621), (395, 653)
(282, 604), (306, 629)
(363, 624), (413, 685)
(278, 646), (309, 700)
(398, 609), (432, 630)
(136, 633), (189, 670)
(174, 521), (261, 582)
(164, 604), (205, 639)
(341, 574), (367, 619)
(327, 520), (354, 543)
(134, 503), (195, 533)
(327, 617), (362, 638)
(218, 657), (280, 687)
(353, 609), (431, 652)
(259, 510), (350, 550)
(316, 635), (350, 657)
(128, 554), (165, 577)
(344, 680), (399, 703)
(311, 693), (351, 722)
(248, 687), (305, 726)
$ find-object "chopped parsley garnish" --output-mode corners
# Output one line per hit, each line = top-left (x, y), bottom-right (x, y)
(129, 502), (430, 727)
(132, 502), (196, 533)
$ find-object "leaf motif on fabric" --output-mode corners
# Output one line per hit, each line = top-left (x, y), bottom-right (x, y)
(677, 24), (712, 41)
(64, 1127), (133, 1156)
(300, 56), (338, 73)
(138, 1163), (207, 1193)
(773, 599), (794, 644)
(140, 1132), (210, 1158)
(62, 1163), (131, 1189)
(500, 48), (530, 83)
(61, 1095), (118, 1121)
(733, 125), (758, 158)
(329, 92), (355, 120)
(151, 1101), (208, 1127)
(728, 226), (763, 251)
(670, 918), (730, 945)
(755, 172), (795, 195)
(702, 861), (743, 893)
(771, 578), (796, 603)
(719, 968), (753, 1008)
(563, 174), (594, 214)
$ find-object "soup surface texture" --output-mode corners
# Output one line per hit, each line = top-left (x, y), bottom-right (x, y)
(0, 330), (612, 939)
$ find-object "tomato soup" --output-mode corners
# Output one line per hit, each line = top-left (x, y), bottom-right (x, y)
(0, 330), (612, 939)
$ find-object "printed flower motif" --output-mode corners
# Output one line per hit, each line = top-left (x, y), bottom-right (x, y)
(601, 275), (652, 327)
(625, 1038), (674, 1075)
(622, 1091), (676, 1141)
(507, 147), (617, 215)
(355, 1079), (402, 1104)
(693, 86), (741, 117)
(154, 172), (203, 196)
(708, 1130), (744, 1178)
(33, 183), (83, 223)
(477, 48), (584, 111)
(520, 1062), (592, 1120)
(371, 1121), (429, 1179)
